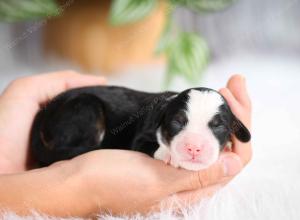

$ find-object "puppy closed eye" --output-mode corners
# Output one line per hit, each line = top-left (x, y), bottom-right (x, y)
(210, 117), (224, 128)
(168, 113), (187, 134)
(170, 120), (183, 132)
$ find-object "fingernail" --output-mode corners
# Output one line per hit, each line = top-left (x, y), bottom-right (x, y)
(238, 75), (246, 85)
(243, 76), (246, 85)
(221, 155), (242, 176)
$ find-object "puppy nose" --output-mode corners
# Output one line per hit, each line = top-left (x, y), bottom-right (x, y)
(185, 144), (202, 156)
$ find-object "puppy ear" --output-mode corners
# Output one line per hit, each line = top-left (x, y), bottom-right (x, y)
(153, 98), (170, 129)
(141, 94), (173, 131)
(231, 115), (251, 142)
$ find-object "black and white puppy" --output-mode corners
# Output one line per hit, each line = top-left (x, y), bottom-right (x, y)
(30, 86), (251, 170)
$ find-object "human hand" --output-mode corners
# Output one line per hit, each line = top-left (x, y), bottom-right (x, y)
(59, 148), (241, 216)
(0, 73), (251, 218)
(0, 71), (106, 173)
(219, 74), (252, 165)
(65, 74), (252, 216)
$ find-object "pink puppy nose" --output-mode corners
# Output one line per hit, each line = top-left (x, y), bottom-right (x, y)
(185, 144), (202, 156)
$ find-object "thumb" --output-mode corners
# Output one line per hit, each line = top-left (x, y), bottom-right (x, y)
(173, 153), (243, 192)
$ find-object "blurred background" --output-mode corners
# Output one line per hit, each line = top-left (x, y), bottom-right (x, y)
(0, 0), (300, 89)
(0, 0), (300, 218)
(1, 0), (299, 90)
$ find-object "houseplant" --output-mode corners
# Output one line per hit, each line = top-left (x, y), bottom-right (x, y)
(0, 0), (237, 84)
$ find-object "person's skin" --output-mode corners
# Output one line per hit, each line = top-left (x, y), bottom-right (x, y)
(0, 71), (252, 218)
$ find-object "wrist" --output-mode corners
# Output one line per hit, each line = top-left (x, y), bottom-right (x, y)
(44, 161), (99, 217)
(0, 138), (26, 174)
(68, 159), (104, 215)
(0, 161), (95, 217)
(0, 145), (19, 174)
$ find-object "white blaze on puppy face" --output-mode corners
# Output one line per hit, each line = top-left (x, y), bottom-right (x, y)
(155, 89), (225, 171)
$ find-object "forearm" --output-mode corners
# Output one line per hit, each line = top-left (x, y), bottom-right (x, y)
(0, 139), (28, 174)
(0, 163), (95, 217)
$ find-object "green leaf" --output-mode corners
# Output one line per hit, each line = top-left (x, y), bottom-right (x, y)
(176, 0), (237, 12)
(169, 0), (186, 5)
(155, 16), (174, 54)
(109, 0), (157, 26)
(0, 0), (59, 22)
(155, 0), (177, 54)
(165, 32), (209, 85)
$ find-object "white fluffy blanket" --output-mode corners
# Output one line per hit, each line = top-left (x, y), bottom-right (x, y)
(1, 54), (300, 220)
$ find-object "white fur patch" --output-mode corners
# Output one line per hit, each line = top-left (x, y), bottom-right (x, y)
(155, 129), (175, 165)
(156, 89), (224, 171)
(185, 90), (224, 132)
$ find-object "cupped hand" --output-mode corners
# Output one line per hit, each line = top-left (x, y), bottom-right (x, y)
(0, 73), (252, 217)
(59, 74), (252, 216)
(60, 148), (240, 216)
(219, 74), (252, 165)
(0, 71), (106, 173)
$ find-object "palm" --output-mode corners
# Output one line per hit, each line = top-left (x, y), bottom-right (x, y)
(0, 71), (106, 173)
(0, 73), (251, 215)
(0, 96), (38, 171)
(66, 149), (198, 214)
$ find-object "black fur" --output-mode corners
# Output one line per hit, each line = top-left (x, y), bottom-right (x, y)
(30, 86), (251, 166)
(31, 86), (175, 166)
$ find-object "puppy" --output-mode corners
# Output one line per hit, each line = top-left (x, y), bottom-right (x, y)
(30, 86), (251, 170)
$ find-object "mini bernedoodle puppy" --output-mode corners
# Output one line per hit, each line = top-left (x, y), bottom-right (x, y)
(30, 86), (251, 170)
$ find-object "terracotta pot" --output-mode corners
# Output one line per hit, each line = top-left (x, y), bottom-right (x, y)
(43, 0), (167, 74)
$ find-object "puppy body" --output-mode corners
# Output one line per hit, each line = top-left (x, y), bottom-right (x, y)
(30, 86), (250, 170)
(31, 86), (175, 166)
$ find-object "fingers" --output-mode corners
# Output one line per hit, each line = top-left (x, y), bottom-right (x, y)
(219, 87), (250, 128)
(169, 153), (242, 193)
(156, 153), (242, 212)
(219, 87), (241, 112)
(220, 74), (252, 166)
(33, 71), (106, 103)
(226, 74), (251, 109)
(3, 70), (106, 104)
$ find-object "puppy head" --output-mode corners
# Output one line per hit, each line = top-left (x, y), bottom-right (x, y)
(156, 88), (250, 171)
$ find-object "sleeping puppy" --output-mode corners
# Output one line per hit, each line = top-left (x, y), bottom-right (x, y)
(30, 86), (251, 170)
